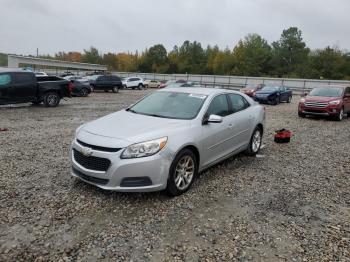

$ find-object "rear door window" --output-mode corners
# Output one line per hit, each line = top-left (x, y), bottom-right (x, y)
(0, 74), (11, 86)
(14, 73), (35, 84)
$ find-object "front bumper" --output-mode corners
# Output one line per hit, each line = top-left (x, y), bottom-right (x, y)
(70, 139), (172, 192)
(299, 104), (341, 116)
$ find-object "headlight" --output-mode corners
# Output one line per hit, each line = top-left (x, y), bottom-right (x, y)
(121, 137), (167, 159)
(300, 98), (305, 103)
(329, 100), (341, 105)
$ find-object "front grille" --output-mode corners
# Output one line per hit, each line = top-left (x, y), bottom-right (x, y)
(304, 101), (328, 108)
(77, 139), (121, 153)
(73, 149), (111, 171)
(72, 167), (109, 185)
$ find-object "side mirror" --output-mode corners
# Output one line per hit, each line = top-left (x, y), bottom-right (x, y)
(203, 114), (223, 125)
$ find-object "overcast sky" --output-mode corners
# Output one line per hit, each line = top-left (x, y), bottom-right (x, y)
(1, 0), (349, 56)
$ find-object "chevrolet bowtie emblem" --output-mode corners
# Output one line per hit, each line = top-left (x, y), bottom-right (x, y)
(81, 147), (93, 157)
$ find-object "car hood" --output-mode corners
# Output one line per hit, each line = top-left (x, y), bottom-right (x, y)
(79, 110), (190, 145)
(305, 96), (341, 102)
(255, 90), (276, 95)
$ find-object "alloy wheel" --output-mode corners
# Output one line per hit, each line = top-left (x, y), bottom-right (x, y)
(174, 155), (195, 190)
(252, 130), (262, 153)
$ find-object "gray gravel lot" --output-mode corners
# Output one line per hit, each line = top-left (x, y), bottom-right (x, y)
(0, 90), (350, 261)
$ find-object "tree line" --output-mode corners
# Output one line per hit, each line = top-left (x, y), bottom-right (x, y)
(3, 27), (350, 80)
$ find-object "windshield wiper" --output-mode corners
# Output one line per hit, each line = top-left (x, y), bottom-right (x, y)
(126, 108), (139, 114)
(145, 113), (169, 118)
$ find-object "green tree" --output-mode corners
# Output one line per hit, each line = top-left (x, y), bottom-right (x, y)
(139, 44), (169, 73)
(0, 53), (8, 66)
(309, 47), (346, 79)
(231, 34), (272, 76)
(271, 27), (310, 77)
(82, 47), (102, 64)
(176, 41), (206, 74)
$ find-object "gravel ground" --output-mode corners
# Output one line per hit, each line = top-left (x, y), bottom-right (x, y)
(0, 90), (349, 261)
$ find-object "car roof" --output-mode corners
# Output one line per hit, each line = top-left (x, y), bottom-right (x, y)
(159, 87), (242, 96)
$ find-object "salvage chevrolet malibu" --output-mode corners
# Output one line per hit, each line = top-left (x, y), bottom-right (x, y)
(70, 88), (265, 196)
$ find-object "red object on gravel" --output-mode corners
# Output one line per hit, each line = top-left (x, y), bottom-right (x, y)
(0, 128), (9, 132)
(274, 129), (292, 143)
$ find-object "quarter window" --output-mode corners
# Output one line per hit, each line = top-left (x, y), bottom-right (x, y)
(207, 95), (230, 117)
(228, 94), (250, 113)
(0, 74), (11, 86)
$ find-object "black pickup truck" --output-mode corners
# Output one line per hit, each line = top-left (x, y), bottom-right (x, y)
(0, 69), (71, 107)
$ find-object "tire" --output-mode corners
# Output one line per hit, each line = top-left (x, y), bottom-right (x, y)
(298, 111), (306, 118)
(287, 95), (292, 103)
(138, 84), (143, 90)
(112, 86), (119, 93)
(43, 92), (60, 107)
(335, 108), (344, 121)
(122, 85), (127, 89)
(80, 88), (89, 97)
(245, 127), (262, 156)
(166, 149), (198, 196)
(347, 111), (350, 118)
(271, 96), (279, 105)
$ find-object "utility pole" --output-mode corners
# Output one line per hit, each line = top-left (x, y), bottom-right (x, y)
(36, 48), (39, 57)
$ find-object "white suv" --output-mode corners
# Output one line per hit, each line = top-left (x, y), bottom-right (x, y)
(122, 77), (144, 90)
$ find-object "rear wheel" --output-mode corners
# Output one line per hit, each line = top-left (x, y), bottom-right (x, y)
(112, 86), (119, 93)
(166, 149), (198, 196)
(43, 92), (60, 107)
(287, 96), (292, 103)
(245, 127), (262, 156)
(138, 84), (143, 90)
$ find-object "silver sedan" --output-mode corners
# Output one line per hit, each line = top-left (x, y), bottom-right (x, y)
(70, 88), (265, 196)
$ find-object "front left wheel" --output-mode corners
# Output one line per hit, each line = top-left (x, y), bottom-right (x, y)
(245, 127), (262, 156)
(112, 87), (119, 93)
(166, 149), (198, 196)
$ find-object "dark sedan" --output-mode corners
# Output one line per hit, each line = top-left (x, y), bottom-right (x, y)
(254, 86), (292, 105)
(70, 79), (92, 97)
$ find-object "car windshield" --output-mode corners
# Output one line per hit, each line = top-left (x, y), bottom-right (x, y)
(261, 86), (279, 92)
(129, 91), (207, 119)
(309, 87), (343, 97)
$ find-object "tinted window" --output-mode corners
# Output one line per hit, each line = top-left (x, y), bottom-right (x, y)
(279, 86), (286, 92)
(14, 73), (35, 84)
(36, 76), (62, 82)
(0, 74), (11, 86)
(228, 94), (250, 113)
(207, 95), (230, 117)
(111, 76), (120, 81)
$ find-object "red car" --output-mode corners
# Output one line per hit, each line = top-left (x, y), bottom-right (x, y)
(240, 84), (264, 97)
(298, 86), (350, 121)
